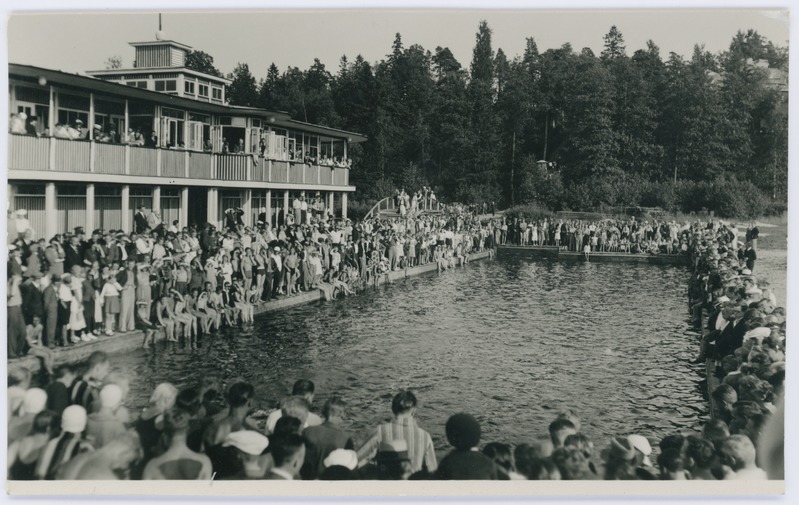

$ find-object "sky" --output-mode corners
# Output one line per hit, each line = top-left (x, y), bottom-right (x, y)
(5, 5), (790, 82)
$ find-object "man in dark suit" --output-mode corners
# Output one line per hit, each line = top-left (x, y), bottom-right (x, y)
(63, 235), (83, 273)
(21, 274), (44, 326)
(712, 308), (753, 362)
(266, 434), (305, 480)
(134, 206), (149, 235)
(42, 274), (59, 348)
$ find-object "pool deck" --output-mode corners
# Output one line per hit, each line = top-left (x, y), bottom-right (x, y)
(496, 245), (690, 266)
(8, 249), (493, 375)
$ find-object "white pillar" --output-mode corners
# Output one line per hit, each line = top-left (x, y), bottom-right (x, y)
(48, 86), (55, 133)
(341, 192), (348, 220)
(207, 188), (217, 226)
(283, 190), (290, 224)
(328, 192), (334, 217)
(265, 189), (272, 227)
(242, 189), (252, 227)
(45, 183), (56, 239)
(121, 185), (130, 233)
(124, 99), (129, 143)
(180, 186), (189, 229)
(88, 93), (95, 140)
(85, 183), (95, 233)
(152, 186), (161, 214)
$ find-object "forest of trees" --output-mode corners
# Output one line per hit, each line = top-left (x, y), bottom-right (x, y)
(188, 24), (788, 218)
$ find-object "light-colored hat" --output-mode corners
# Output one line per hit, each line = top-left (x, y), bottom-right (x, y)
(627, 434), (653, 467)
(15, 209), (27, 216)
(324, 449), (358, 470)
(223, 430), (269, 455)
(715, 295), (730, 304)
(99, 384), (123, 410)
(744, 326), (771, 342)
(61, 405), (88, 433)
(22, 388), (48, 416)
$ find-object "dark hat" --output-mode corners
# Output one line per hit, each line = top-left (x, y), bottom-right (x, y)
(445, 413), (482, 450)
(74, 226), (85, 235)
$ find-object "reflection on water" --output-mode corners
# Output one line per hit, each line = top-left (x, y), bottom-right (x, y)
(116, 256), (716, 453)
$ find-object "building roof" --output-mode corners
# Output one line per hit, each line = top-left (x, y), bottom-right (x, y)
(10, 63), (366, 142)
(85, 67), (232, 85)
(128, 40), (193, 50)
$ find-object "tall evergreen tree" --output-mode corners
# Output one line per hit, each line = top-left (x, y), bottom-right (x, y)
(227, 63), (259, 107)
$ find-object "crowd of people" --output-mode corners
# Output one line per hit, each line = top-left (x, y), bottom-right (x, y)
(9, 112), (354, 169)
(7, 193), (494, 362)
(6, 367), (783, 481)
(686, 219), (785, 480)
(7, 190), (783, 482)
(497, 216), (700, 255)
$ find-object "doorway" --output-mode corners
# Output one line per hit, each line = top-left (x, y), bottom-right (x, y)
(187, 187), (208, 228)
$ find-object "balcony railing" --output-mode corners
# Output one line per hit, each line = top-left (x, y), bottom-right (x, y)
(8, 134), (351, 187)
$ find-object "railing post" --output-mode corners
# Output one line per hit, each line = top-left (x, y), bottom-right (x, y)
(286, 162), (290, 182)
(124, 145), (130, 175)
(267, 159), (272, 182)
(156, 148), (162, 177)
(211, 153), (217, 180)
(89, 141), (96, 172)
(246, 156), (252, 181)
(317, 165), (321, 184)
(185, 150), (190, 179)
(301, 163), (306, 184)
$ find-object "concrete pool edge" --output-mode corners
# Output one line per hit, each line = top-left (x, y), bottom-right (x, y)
(8, 249), (494, 374)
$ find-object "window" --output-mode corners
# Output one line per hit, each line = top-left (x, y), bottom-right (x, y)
(184, 81), (195, 94)
(126, 81), (148, 88)
(198, 84), (209, 97)
(212, 88), (222, 100)
(155, 80), (177, 92)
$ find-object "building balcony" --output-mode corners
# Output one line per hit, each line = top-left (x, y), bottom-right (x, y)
(8, 134), (351, 189)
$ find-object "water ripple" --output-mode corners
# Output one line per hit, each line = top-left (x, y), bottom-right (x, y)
(115, 257), (713, 450)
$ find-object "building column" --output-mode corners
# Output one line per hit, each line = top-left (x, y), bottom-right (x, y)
(207, 188), (217, 227)
(85, 183), (95, 233)
(341, 192), (348, 220)
(283, 190), (290, 223)
(180, 186), (189, 229)
(45, 182), (56, 239)
(121, 185), (130, 233)
(88, 93), (95, 141)
(327, 192), (334, 218)
(242, 189), (252, 227)
(152, 186), (161, 214)
(265, 189), (272, 228)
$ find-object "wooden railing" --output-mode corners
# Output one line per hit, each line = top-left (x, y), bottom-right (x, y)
(364, 194), (442, 220)
(8, 134), (354, 187)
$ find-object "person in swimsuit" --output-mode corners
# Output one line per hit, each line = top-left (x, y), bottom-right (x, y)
(155, 294), (177, 342)
(171, 290), (198, 343)
(143, 407), (211, 480)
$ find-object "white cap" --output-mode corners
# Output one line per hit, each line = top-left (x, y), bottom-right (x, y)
(100, 384), (123, 410)
(22, 388), (48, 415)
(223, 430), (269, 455)
(61, 405), (88, 433)
(324, 449), (358, 470)
(627, 434), (653, 467)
